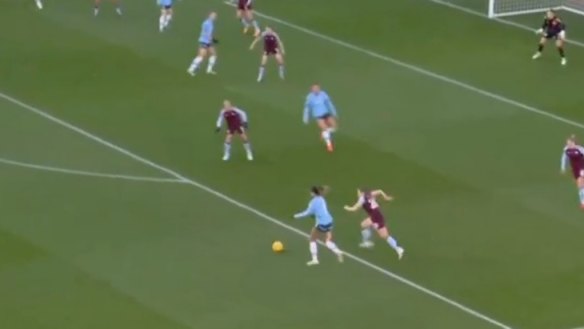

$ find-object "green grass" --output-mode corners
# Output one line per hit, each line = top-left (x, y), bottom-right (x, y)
(1, 0), (584, 328)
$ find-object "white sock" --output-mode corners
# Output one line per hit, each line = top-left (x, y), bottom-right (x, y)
(207, 55), (217, 73)
(159, 15), (165, 30)
(321, 130), (331, 144)
(309, 241), (318, 261)
(387, 236), (399, 251)
(164, 14), (172, 26)
(189, 56), (203, 72)
(361, 228), (372, 242)
(325, 240), (342, 255)
(243, 142), (252, 154)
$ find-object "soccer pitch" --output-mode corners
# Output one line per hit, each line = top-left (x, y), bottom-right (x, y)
(1, 0), (584, 328)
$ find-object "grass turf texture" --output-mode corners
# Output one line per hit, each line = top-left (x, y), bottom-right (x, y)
(1, 0), (584, 328)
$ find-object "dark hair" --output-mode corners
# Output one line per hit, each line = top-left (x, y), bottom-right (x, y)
(311, 185), (329, 195)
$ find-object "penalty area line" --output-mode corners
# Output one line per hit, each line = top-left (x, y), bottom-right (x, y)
(0, 157), (185, 184)
(0, 89), (515, 329)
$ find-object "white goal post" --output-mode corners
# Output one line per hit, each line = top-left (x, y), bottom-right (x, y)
(488, 0), (584, 18)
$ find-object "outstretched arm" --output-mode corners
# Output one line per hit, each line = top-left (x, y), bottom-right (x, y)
(371, 190), (393, 201)
(294, 201), (314, 218)
(344, 200), (361, 212)
(249, 37), (260, 50)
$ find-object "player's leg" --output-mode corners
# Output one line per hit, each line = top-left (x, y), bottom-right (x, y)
(223, 133), (233, 161)
(377, 226), (404, 259)
(159, 8), (167, 31)
(533, 37), (548, 59)
(307, 228), (320, 265)
(556, 36), (566, 65)
(239, 131), (253, 161)
(317, 118), (333, 151)
(206, 47), (217, 74)
(275, 52), (285, 80)
(94, 0), (101, 15)
(188, 48), (207, 75)
(257, 54), (268, 82)
(324, 231), (344, 263)
(237, 9), (251, 33)
(246, 11), (260, 36)
(359, 218), (374, 248)
(112, 0), (122, 15)
(35, 0), (43, 9)
(576, 176), (584, 208)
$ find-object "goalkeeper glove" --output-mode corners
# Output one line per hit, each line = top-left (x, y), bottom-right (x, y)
(535, 28), (544, 35)
(212, 38), (219, 44)
(215, 127), (221, 133)
(242, 122), (248, 129)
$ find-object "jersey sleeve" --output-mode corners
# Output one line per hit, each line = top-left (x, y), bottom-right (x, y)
(216, 110), (225, 128)
(324, 92), (337, 116)
(561, 147), (568, 171)
(234, 108), (248, 123)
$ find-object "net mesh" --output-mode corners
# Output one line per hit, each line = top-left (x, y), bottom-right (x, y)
(491, 0), (562, 17)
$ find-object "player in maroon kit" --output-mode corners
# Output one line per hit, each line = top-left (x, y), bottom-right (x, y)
(532, 9), (567, 65)
(215, 100), (254, 161)
(237, 0), (260, 37)
(344, 189), (404, 259)
(560, 135), (584, 207)
(249, 27), (285, 82)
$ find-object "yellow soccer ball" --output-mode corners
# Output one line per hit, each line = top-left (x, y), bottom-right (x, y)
(272, 241), (284, 253)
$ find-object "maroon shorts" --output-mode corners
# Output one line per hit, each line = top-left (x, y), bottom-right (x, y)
(370, 211), (386, 230)
(572, 167), (584, 179)
(227, 126), (244, 135)
(264, 48), (279, 56)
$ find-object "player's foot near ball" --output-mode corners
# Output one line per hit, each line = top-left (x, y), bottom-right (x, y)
(397, 247), (405, 260)
(306, 259), (319, 266)
(246, 153), (254, 161)
(532, 52), (542, 60)
(187, 69), (196, 76)
(222, 154), (230, 161)
(206, 70), (217, 75)
(359, 241), (374, 249)
(561, 58), (567, 66)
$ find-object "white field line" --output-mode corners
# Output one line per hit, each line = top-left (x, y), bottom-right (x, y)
(0, 157), (184, 184)
(430, 0), (584, 48)
(223, 1), (584, 131)
(0, 91), (515, 329)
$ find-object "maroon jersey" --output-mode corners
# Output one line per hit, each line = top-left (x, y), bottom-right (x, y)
(217, 108), (248, 134)
(238, 0), (252, 10)
(359, 195), (386, 229)
(563, 145), (584, 179)
(263, 32), (280, 55)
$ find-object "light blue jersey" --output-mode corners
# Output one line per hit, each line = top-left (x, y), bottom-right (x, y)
(199, 18), (215, 45)
(303, 91), (337, 124)
(158, 0), (172, 7)
(294, 196), (334, 231)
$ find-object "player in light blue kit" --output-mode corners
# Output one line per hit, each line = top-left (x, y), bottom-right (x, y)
(294, 186), (344, 266)
(187, 12), (218, 76)
(158, 0), (173, 32)
(303, 84), (338, 152)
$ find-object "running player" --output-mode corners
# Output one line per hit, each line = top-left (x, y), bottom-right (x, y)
(532, 9), (567, 65)
(344, 189), (405, 260)
(249, 27), (285, 82)
(560, 135), (584, 208)
(237, 0), (260, 37)
(94, 0), (122, 16)
(158, 0), (173, 32)
(35, 0), (43, 9)
(303, 84), (338, 152)
(294, 186), (344, 266)
(187, 12), (218, 76)
(215, 100), (253, 161)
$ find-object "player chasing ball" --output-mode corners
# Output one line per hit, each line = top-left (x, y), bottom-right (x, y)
(294, 186), (344, 266)
(560, 135), (584, 208)
(236, 0), (260, 37)
(532, 9), (566, 66)
(215, 100), (254, 161)
(344, 189), (405, 260)
(249, 27), (285, 82)
(303, 84), (338, 152)
(188, 12), (219, 76)
(94, 0), (122, 16)
(158, 0), (173, 32)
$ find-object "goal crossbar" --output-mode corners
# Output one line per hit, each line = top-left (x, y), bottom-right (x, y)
(488, 0), (584, 18)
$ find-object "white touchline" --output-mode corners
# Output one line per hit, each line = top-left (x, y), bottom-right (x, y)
(1, 92), (515, 328)
(429, 0), (584, 48)
(223, 1), (584, 131)
(0, 157), (184, 184)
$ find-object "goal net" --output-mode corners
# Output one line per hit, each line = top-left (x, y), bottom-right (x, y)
(488, 0), (584, 18)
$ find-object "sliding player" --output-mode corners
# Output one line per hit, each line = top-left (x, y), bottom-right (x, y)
(560, 135), (584, 208)
(294, 186), (344, 266)
(249, 27), (285, 82)
(532, 9), (566, 65)
(94, 0), (122, 16)
(35, 0), (43, 9)
(344, 189), (404, 259)
(158, 0), (173, 32)
(237, 0), (260, 37)
(188, 12), (218, 76)
(303, 84), (338, 152)
(216, 100), (253, 161)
